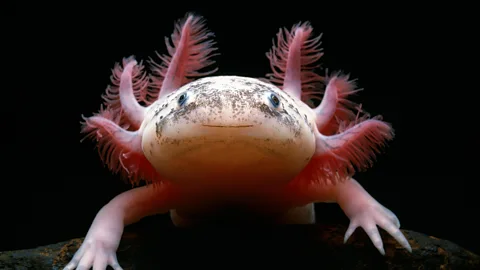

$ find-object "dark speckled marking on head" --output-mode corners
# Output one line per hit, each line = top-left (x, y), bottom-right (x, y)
(172, 101), (199, 121)
(155, 121), (164, 137)
(153, 92), (177, 117)
(304, 114), (314, 133)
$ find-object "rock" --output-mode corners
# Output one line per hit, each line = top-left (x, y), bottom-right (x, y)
(2, 221), (479, 270)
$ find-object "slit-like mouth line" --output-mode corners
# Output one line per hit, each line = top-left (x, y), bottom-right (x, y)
(202, 124), (254, 128)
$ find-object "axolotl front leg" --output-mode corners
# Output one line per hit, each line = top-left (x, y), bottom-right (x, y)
(297, 177), (412, 255)
(307, 109), (412, 254)
(64, 185), (177, 270)
(335, 178), (411, 254)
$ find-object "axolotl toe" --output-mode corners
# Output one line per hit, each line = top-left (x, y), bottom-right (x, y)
(66, 13), (411, 270)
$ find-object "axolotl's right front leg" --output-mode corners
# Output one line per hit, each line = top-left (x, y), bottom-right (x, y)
(63, 184), (177, 270)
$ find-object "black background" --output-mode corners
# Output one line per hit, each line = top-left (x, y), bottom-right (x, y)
(10, 4), (479, 255)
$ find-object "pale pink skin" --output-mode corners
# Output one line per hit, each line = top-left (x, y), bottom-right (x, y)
(66, 14), (411, 270)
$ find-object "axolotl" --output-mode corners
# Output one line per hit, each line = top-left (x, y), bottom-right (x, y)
(66, 14), (412, 270)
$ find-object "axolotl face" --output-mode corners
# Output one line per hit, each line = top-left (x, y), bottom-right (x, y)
(140, 76), (316, 188)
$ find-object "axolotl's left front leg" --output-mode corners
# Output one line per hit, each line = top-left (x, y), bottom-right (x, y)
(292, 115), (413, 254)
(304, 177), (412, 255)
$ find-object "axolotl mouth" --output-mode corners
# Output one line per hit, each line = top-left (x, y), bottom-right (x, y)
(201, 124), (254, 128)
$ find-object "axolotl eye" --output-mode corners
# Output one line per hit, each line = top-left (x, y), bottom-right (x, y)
(178, 92), (189, 106)
(268, 92), (281, 108)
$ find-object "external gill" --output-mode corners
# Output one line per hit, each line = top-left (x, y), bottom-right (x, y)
(266, 22), (324, 101)
(118, 60), (146, 129)
(149, 13), (219, 100)
(80, 106), (158, 185)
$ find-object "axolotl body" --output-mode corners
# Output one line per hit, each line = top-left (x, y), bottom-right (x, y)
(66, 14), (412, 270)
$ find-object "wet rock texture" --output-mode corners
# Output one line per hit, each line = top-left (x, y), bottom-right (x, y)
(2, 222), (479, 270)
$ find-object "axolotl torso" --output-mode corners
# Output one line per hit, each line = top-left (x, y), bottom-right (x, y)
(66, 14), (411, 270)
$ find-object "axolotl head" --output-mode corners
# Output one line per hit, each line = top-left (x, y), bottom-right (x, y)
(81, 14), (393, 192)
(140, 76), (316, 187)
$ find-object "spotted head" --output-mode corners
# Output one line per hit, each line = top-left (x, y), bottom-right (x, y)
(80, 13), (394, 191)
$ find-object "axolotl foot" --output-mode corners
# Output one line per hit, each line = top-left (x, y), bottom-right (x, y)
(344, 201), (412, 255)
(342, 190), (412, 255)
(63, 237), (123, 270)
